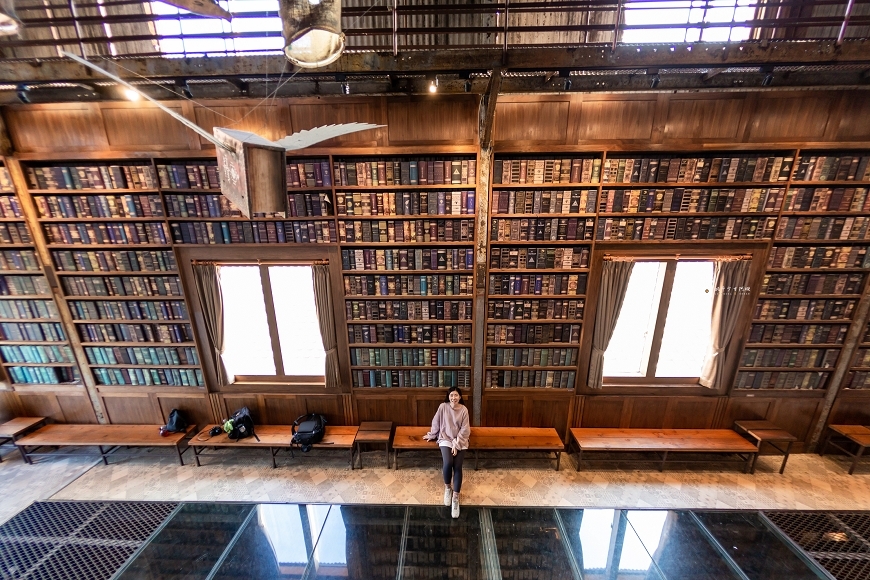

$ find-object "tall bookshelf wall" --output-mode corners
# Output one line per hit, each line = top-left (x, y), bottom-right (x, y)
(737, 150), (870, 392)
(0, 163), (81, 390)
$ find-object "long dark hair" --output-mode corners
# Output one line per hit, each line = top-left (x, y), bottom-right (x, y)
(444, 386), (465, 405)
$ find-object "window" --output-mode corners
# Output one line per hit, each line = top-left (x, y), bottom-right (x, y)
(604, 260), (714, 381)
(622, 0), (755, 43)
(219, 264), (325, 383)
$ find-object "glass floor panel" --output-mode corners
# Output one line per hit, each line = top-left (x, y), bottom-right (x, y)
(0, 502), (860, 580)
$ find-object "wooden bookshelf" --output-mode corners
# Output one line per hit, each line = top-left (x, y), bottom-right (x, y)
(734, 150), (870, 392)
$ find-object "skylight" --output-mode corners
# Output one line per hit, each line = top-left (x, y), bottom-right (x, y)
(622, 0), (756, 43)
(150, 0), (284, 57)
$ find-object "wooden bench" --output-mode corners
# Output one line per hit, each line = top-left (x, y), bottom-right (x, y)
(821, 425), (870, 475)
(15, 424), (196, 466)
(0, 417), (47, 462)
(392, 426), (564, 471)
(190, 425), (358, 468)
(569, 428), (759, 473)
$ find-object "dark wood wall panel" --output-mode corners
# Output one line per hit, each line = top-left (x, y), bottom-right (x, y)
(194, 104), (291, 145)
(526, 396), (571, 439)
(495, 100), (569, 144)
(289, 100), (385, 147)
(355, 394), (411, 424)
(387, 97), (477, 144)
(629, 398), (669, 428)
(218, 395), (263, 423)
(663, 96), (745, 141)
(16, 393), (66, 423)
(5, 105), (108, 152)
(102, 105), (197, 150)
(828, 392), (870, 426)
(101, 394), (158, 424)
(574, 97), (656, 142)
(668, 398), (719, 429)
(836, 97), (870, 141)
(579, 396), (626, 427)
(769, 398), (822, 442)
(482, 396), (524, 427)
(0, 391), (21, 422)
(156, 395), (213, 429)
(56, 394), (99, 424)
(262, 395), (304, 425)
(747, 93), (836, 142)
(300, 395), (346, 426)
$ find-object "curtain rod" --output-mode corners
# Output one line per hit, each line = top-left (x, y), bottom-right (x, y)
(192, 259), (330, 265)
(603, 254), (752, 262)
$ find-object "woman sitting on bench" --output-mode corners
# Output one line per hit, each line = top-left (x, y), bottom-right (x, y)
(423, 386), (470, 518)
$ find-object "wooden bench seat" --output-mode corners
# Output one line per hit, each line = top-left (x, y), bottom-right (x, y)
(15, 424), (196, 466)
(392, 426), (564, 470)
(0, 417), (47, 462)
(569, 428), (759, 472)
(190, 425), (358, 468)
(821, 425), (870, 475)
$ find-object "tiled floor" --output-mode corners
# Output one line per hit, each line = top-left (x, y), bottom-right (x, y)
(21, 447), (870, 509)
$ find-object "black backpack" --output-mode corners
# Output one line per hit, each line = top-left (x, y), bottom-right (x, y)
(225, 407), (260, 442)
(292, 413), (327, 452)
(165, 409), (188, 433)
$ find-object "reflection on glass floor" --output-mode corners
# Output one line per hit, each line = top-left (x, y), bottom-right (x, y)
(0, 502), (848, 580)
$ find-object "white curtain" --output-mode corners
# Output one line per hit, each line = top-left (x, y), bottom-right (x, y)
(699, 260), (751, 389)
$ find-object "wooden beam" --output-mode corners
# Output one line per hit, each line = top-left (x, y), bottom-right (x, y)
(479, 69), (502, 150)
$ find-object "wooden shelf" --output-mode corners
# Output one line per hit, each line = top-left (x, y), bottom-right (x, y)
(89, 364), (201, 369)
(487, 294), (586, 299)
(95, 383), (203, 388)
(753, 319), (853, 323)
(766, 268), (870, 273)
(492, 213), (597, 218)
(598, 238), (772, 243)
(55, 270), (179, 276)
(0, 295), (52, 300)
(64, 295), (183, 301)
(349, 342), (472, 348)
(172, 242), (338, 247)
(0, 217), (26, 222)
(345, 295), (473, 300)
(487, 318), (583, 324)
(774, 238), (869, 244)
(0, 341), (69, 346)
(0, 318), (61, 323)
(158, 188), (225, 194)
(486, 342), (580, 347)
(599, 181), (784, 188)
(335, 184), (475, 190)
(744, 343), (843, 348)
(0, 361), (76, 367)
(342, 269), (474, 275)
(46, 244), (171, 249)
(488, 268), (589, 273)
(338, 241), (473, 246)
(486, 365), (577, 370)
(81, 341), (197, 347)
(493, 183), (598, 189)
(71, 319), (190, 324)
(8, 382), (83, 388)
(286, 187), (333, 192)
(39, 217), (165, 222)
(350, 365), (469, 370)
(598, 211), (777, 217)
(166, 216), (328, 221)
(738, 367), (833, 371)
(758, 294), (862, 299)
(346, 319), (471, 325)
(488, 240), (593, 245)
(29, 188), (158, 194)
(0, 270), (42, 275)
(338, 214), (474, 220)
(781, 210), (870, 216)
(791, 181), (870, 187)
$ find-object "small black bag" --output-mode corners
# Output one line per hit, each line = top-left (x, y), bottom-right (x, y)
(225, 407), (260, 442)
(165, 409), (188, 433)
(292, 413), (327, 452)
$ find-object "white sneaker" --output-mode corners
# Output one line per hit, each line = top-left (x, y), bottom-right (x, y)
(451, 493), (460, 518)
(443, 486), (452, 507)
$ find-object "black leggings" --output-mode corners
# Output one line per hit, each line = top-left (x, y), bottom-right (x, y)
(440, 446), (466, 493)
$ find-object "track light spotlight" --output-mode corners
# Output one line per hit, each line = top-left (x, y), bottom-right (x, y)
(564, 78), (572, 91)
(342, 82), (350, 94)
(464, 79), (472, 93)
(761, 73), (773, 86)
(650, 74), (660, 89)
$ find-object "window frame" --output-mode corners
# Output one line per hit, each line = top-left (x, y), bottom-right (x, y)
(579, 243), (765, 396)
(178, 245), (349, 394)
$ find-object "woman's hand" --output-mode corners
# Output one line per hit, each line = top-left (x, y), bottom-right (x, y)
(452, 446), (457, 456)
(422, 432), (436, 441)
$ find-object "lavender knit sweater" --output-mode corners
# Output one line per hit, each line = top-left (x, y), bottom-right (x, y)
(424, 402), (471, 451)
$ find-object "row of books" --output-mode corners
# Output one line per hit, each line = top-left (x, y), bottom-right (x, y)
(349, 347), (471, 367)
(776, 216), (870, 240)
(761, 273), (864, 295)
(793, 155), (870, 182)
(333, 159), (476, 187)
(52, 250), (176, 273)
(748, 323), (849, 345)
(6, 366), (79, 385)
(599, 155), (794, 184)
(487, 324), (581, 345)
(341, 248), (474, 272)
(0, 322), (66, 342)
(484, 370), (576, 389)
(170, 220), (335, 245)
(853, 348), (870, 367)
(343, 274), (473, 297)
(156, 164), (219, 190)
(0, 223), (32, 244)
(754, 299), (855, 321)
(488, 299), (584, 321)
(0, 250), (39, 271)
(352, 370), (471, 389)
(288, 193), (331, 217)
(44, 222), (169, 245)
(84, 345), (199, 366)
(489, 247), (589, 271)
(767, 246), (870, 269)
(61, 276), (182, 298)
(336, 190), (476, 217)
(0, 276), (50, 296)
(596, 216), (776, 241)
(599, 187), (783, 214)
(741, 348), (839, 369)
(0, 344), (73, 364)
(347, 324), (472, 345)
(0, 299), (58, 320)
(26, 164), (157, 191)
(34, 194), (163, 219)
(0, 168), (13, 192)
(338, 219), (474, 243)
(77, 323), (193, 344)
(487, 347), (578, 367)
(345, 300), (472, 322)
(488, 273), (587, 296)
(92, 367), (204, 387)
(164, 194), (240, 218)
(734, 371), (827, 390)
(490, 218), (596, 242)
(493, 158), (599, 185)
(846, 372), (870, 389)
(783, 187), (870, 212)
(0, 195), (21, 217)
(69, 300), (188, 322)
(287, 161), (332, 188)
(491, 190), (597, 216)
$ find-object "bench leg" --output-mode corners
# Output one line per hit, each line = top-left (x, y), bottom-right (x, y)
(660, 450), (668, 472)
(576, 448), (583, 472)
(780, 441), (793, 475)
(555, 452), (561, 471)
(175, 444), (185, 467)
(394, 449), (398, 470)
(194, 446), (202, 467)
(269, 447), (277, 469)
(350, 446), (354, 469)
(850, 445), (865, 475)
(745, 452), (755, 474)
(98, 445), (109, 466)
(385, 442), (390, 469)
(475, 450), (479, 470)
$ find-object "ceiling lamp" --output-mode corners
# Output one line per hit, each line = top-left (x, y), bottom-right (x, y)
(0, 0), (21, 36)
(280, 0), (345, 68)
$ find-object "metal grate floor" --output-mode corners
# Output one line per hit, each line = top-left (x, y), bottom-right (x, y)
(0, 501), (176, 580)
(766, 511), (870, 580)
